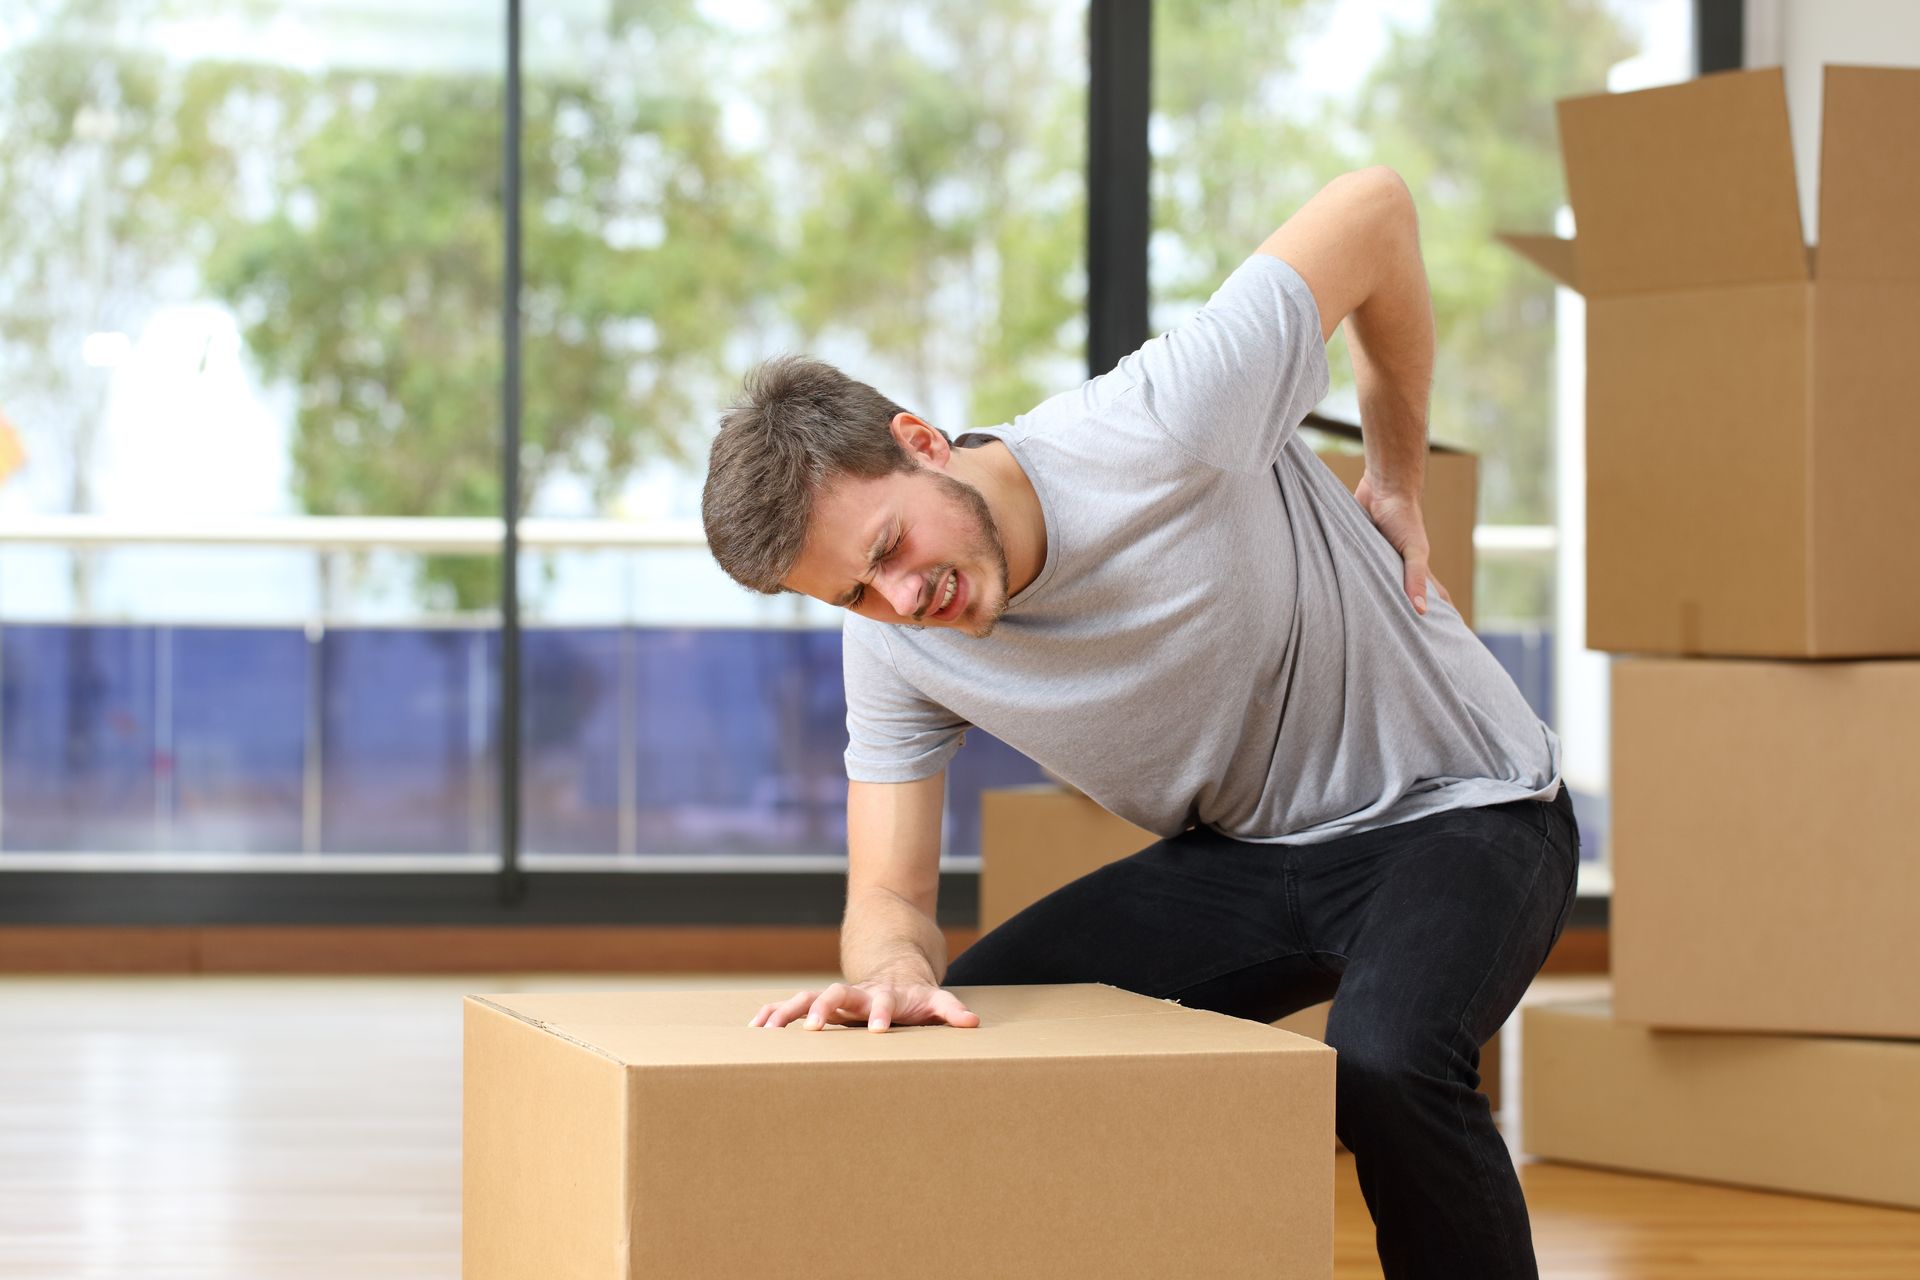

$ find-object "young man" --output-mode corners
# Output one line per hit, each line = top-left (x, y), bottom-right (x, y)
(701, 166), (1575, 1280)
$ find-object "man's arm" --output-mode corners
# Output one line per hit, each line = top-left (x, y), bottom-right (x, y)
(1259, 167), (1443, 612)
(749, 772), (980, 1031)
(841, 774), (949, 985)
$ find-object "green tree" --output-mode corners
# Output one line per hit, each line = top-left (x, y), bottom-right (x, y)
(760, 0), (1086, 429)
(7, 0), (1642, 628)
(1150, 0), (1342, 302)
(204, 2), (773, 609)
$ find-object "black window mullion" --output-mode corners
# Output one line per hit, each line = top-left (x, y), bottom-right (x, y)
(1087, 0), (1152, 380)
(499, 0), (526, 905)
(1695, 0), (1744, 75)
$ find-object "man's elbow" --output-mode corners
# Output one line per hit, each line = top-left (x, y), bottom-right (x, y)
(1333, 166), (1416, 237)
(1258, 166), (1420, 338)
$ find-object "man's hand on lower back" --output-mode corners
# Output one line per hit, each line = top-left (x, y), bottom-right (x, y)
(749, 979), (981, 1033)
(1353, 471), (1452, 616)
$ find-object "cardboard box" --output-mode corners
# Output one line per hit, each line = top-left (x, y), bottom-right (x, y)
(464, 984), (1334, 1279)
(1501, 66), (1920, 657)
(1307, 420), (1479, 628)
(979, 787), (1503, 1109)
(978, 786), (1153, 933)
(1610, 657), (1920, 1038)
(1523, 999), (1920, 1209)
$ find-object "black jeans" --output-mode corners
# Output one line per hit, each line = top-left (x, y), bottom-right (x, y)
(946, 786), (1580, 1280)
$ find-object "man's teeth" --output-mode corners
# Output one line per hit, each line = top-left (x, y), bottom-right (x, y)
(938, 572), (956, 613)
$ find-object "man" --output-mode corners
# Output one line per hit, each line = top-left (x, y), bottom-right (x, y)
(700, 166), (1575, 1280)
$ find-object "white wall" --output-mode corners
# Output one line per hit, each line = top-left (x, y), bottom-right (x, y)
(1746, 0), (1920, 238)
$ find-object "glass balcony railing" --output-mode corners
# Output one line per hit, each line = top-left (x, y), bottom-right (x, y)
(0, 619), (1049, 866)
(0, 518), (1579, 870)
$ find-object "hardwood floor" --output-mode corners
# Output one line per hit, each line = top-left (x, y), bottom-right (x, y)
(1, 973), (1913, 1278)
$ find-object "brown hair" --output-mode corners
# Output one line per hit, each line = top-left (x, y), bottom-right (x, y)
(701, 355), (937, 594)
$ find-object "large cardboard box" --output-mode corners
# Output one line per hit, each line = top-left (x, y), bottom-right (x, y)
(1610, 658), (1920, 1038)
(1502, 66), (1920, 657)
(464, 984), (1335, 1279)
(1523, 999), (1920, 1209)
(978, 787), (1503, 1110)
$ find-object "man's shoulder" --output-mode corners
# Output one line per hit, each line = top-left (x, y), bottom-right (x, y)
(841, 612), (894, 659)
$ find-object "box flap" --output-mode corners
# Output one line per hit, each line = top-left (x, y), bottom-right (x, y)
(1558, 68), (1807, 294)
(1816, 65), (1920, 280)
(1495, 233), (1581, 292)
(470, 983), (1333, 1068)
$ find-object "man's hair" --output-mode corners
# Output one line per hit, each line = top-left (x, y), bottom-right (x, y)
(702, 355), (938, 594)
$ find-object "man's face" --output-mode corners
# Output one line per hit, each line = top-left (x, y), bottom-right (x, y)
(783, 465), (1011, 638)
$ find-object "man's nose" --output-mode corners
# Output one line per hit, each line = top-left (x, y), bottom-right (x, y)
(878, 565), (923, 618)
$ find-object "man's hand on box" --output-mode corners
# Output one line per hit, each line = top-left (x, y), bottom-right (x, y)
(1353, 471), (1452, 616)
(749, 980), (981, 1033)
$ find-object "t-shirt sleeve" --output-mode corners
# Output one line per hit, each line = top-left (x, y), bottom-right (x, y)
(841, 619), (970, 783)
(1111, 254), (1331, 474)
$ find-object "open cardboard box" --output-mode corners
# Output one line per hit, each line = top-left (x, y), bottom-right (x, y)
(463, 984), (1334, 1279)
(1502, 66), (1920, 657)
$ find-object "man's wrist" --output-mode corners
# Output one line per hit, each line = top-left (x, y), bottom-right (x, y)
(1360, 464), (1424, 501)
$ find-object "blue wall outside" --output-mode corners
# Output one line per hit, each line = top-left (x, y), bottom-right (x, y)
(0, 622), (1561, 860)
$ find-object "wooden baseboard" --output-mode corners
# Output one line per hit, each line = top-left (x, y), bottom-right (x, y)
(0, 922), (1609, 976)
(1541, 925), (1608, 974)
(0, 925), (972, 974)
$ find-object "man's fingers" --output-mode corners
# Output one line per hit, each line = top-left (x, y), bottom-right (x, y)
(933, 990), (980, 1027)
(806, 982), (869, 1030)
(758, 990), (817, 1029)
(758, 984), (978, 1032)
(767, 991), (817, 1028)
(804, 983), (847, 1029)
(1404, 558), (1430, 615)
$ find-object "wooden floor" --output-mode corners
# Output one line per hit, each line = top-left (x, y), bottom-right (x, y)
(1, 973), (1914, 1278)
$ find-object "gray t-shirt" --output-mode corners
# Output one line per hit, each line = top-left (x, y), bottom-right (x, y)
(841, 253), (1562, 845)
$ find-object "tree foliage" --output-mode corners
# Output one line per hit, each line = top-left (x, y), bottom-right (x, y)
(202, 6), (774, 606)
(759, 0), (1084, 429)
(5, 0), (1646, 622)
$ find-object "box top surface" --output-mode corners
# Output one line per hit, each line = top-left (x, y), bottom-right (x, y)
(1525, 998), (1611, 1022)
(468, 983), (1333, 1068)
(1501, 66), (1920, 294)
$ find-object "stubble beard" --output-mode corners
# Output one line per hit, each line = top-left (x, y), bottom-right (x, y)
(924, 470), (1012, 638)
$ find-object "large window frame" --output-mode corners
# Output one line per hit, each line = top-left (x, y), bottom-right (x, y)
(0, 1), (1725, 928)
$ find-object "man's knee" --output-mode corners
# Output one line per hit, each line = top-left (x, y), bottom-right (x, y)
(1329, 1018), (1483, 1139)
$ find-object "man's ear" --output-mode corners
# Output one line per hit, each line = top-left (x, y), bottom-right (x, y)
(889, 413), (951, 469)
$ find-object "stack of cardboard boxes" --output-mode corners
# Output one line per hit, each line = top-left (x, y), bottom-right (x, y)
(1504, 66), (1920, 1209)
